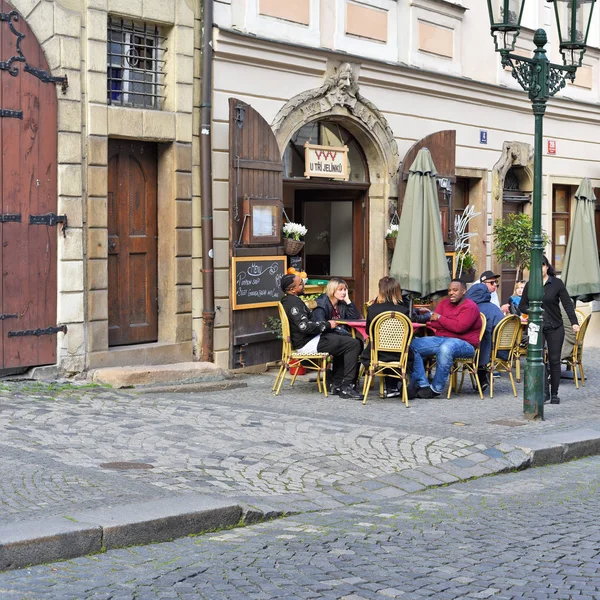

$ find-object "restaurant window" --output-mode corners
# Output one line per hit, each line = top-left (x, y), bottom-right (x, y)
(283, 121), (368, 182)
(552, 185), (572, 272)
(107, 17), (167, 109)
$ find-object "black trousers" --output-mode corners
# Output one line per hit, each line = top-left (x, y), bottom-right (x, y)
(543, 325), (565, 396)
(318, 334), (362, 387)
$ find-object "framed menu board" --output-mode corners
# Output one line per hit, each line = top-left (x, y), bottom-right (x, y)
(232, 256), (287, 310)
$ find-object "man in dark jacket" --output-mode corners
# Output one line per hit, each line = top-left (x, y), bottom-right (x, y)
(280, 274), (362, 399)
(466, 282), (506, 390)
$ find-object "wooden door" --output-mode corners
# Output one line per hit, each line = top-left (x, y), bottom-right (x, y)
(1, 3), (59, 369)
(229, 98), (283, 369)
(108, 140), (158, 346)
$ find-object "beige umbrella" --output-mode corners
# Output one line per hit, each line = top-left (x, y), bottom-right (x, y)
(390, 148), (450, 298)
(561, 178), (600, 301)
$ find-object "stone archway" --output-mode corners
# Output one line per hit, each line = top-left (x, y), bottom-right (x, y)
(272, 62), (400, 294)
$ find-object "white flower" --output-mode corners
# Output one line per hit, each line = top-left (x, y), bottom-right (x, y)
(386, 224), (399, 238)
(283, 222), (308, 241)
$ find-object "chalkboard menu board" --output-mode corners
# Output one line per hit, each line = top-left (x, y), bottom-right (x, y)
(232, 256), (288, 310)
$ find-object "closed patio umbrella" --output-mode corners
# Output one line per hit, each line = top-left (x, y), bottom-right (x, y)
(561, 178), (600, 301)
(390, 147), (450, 299)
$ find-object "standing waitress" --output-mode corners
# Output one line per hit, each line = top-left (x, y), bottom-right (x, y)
(520, 256), (580, 404)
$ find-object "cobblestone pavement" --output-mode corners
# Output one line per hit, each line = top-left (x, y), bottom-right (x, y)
(2, 350), (600, 524)
(2, 455), (599, 599)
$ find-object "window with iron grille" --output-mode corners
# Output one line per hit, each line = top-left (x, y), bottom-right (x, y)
(107, 17), (166, 109)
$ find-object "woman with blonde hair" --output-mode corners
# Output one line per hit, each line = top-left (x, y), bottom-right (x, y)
(313, 277), (362, 396)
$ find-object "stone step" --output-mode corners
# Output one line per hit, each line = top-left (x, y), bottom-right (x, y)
(91, 362), (232, 389)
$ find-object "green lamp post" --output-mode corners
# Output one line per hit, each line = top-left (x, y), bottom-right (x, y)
(487, 0), (596, 420)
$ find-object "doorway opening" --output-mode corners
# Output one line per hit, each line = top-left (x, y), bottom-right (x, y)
(283, 121), (370, 308)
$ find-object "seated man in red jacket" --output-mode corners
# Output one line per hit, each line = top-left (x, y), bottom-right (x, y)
(410, 278), (482, 398)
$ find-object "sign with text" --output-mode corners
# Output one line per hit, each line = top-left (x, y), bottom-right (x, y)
(547, 139), (556, 155)
(304, 143), (348, 180)
(232, 256), (287, 310)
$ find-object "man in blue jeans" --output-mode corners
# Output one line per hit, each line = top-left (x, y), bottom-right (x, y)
(411, 279), (482, 398)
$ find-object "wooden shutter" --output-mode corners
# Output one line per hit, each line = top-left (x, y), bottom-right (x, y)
(228, 98), (284, 368)
(398, 130), (456, 245)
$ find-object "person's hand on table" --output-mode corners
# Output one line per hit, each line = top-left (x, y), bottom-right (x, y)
(328, 320), (337, 328)
(429, 312), (441, 321)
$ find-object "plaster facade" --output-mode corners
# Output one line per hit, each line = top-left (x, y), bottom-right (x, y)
(204, 0), (600, 368)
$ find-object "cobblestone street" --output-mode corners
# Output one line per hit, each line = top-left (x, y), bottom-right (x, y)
(3, 351), (600, 523)
(2, 455), (599, 599)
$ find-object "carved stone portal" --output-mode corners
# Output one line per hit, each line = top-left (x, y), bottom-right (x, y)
(491, 141), (534, 203)
(271, 62), (400, 179)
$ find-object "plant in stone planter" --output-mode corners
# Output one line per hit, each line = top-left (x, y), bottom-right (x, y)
(456, 250), (476, 282)
(282, 222), (308, 256)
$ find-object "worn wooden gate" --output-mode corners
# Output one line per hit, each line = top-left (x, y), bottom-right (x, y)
(107, 140), (158, 346)
(0, 4), (65, 369)
(229, 98), (284, 369)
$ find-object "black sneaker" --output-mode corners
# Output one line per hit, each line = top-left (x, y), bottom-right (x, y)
(550, 395), (560, 404)
(430, 388), (442, 398)
(416, 386), (433, 399)
(339, 385), (362, 400)
(328, 383), (342, 395)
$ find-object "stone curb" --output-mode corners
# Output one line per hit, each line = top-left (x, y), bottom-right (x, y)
(133, 380), (248, 394)
(0, 494), (282, 572)
(1, 428), (599, 572)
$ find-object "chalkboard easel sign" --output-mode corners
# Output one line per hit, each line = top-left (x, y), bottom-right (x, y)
(232, 256), (288, 310)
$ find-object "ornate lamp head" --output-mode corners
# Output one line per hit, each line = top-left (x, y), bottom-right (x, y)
(550, 0), (596, 66)
(488, 0), (526, 51)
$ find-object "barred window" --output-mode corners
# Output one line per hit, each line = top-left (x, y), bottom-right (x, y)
(107, 17), (166, 109)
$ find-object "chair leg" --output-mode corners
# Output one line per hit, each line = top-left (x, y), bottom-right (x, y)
(272, 365), (284, 393)
(401, 377), (409, 408)
(489, 367), (494, 399)
(508, 369), (517, 397)
(473, 371), (483, 399)
(580, 362), (585, 387)
(515, 357), (521, 383)
(379, 376), (384, 399)
(362, 373), (373, 405)
(274, 365), (287, 396)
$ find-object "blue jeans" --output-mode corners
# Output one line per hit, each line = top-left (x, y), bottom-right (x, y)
(411, 336), (476, 393)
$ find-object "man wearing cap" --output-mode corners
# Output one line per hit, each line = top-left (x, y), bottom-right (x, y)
(280, 274), (362, 399)
(479, 270), (501, 308)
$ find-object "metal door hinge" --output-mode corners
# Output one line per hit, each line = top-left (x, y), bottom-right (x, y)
(0, 213), (21, 222)
(0, 313), (17, 320)
(0, 109), (22, 119)
(8, 325), (67, 338)
(29, 213), (68, 237)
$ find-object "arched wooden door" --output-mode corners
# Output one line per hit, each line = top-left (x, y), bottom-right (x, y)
(0, 4), (62, 369)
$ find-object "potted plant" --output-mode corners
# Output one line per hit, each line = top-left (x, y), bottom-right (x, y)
(493, 213), (550, 281)
(456, 251), (476, 283)
(282, 222), (308, 256)
(385, 223), (399, 251)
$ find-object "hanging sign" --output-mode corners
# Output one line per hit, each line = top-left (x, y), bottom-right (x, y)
(304, 143), (349, 180)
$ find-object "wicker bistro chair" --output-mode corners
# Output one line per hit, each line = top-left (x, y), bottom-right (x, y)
(562, 312), (592, 389)
(447, 314), (487, 399)
(272, 303), (330, 397)
(361, 311), (414, 406)
(487, 315), (521, 398)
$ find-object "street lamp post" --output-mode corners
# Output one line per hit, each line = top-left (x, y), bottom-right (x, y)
(487, 0), (596, 420)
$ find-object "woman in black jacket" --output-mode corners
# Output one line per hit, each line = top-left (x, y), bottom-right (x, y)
(520, 256), (579, 404)
(312, 277), (361, 323)
(362, 277), (428, 398)
(313, 278), (362, 394)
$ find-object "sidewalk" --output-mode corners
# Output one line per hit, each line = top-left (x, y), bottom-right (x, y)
(2, 350), (600, 570)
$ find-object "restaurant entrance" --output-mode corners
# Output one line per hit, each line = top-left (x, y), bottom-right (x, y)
(282, 120), (371, 309)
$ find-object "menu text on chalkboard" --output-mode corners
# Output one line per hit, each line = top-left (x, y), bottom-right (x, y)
(232, 256), (288, 310)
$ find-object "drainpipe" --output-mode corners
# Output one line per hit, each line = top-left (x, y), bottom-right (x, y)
(200, 0), (215, 362)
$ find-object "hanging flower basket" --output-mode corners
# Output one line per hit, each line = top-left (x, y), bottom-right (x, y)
(385, 237), (396, 252)
(283, 237), (305, 256)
